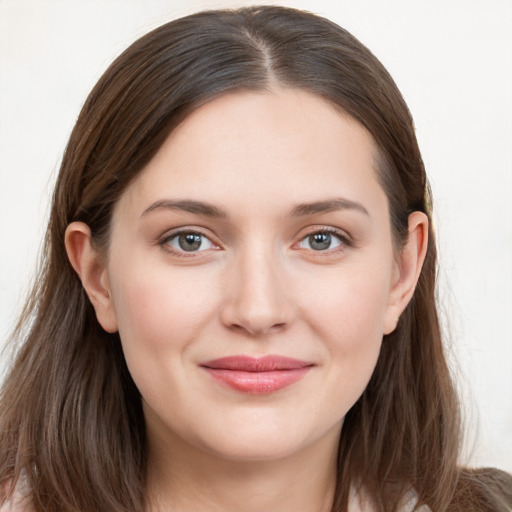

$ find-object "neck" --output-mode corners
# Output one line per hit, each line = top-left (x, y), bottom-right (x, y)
(146, 423), (340, 512)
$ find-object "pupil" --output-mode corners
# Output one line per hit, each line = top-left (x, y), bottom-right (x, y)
(310, 233), (331, 250)
(179, 233), (202, 251)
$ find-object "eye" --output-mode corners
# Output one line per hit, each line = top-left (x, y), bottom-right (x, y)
(297, 230), (346, 251)
(163, 231), (216, 253)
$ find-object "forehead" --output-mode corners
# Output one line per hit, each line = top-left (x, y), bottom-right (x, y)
(116, 87), (386, 218)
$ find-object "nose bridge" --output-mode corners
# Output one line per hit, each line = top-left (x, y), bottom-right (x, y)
(222, 237), (293, 336)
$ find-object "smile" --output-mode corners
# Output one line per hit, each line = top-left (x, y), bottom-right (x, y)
(200, 355), (314, 394)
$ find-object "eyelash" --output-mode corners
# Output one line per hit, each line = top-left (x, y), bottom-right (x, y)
(295, 227), (352, 253)
(158, 226), (352, 257)
(158, 229), (219, 258)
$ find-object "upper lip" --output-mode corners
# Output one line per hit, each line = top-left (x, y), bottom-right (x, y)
(200, 355), (314, 372)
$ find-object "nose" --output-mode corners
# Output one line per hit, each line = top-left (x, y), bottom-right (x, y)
(220, 246), (295, 337)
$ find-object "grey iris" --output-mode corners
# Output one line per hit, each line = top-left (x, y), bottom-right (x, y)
(179, 233), (202, 251)
(309, 233), (331, 250)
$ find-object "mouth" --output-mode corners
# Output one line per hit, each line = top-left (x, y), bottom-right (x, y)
(199, 355), (314, 394)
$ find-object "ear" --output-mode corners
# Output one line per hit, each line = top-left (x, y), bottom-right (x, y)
(383, 211), (429, 335)
(64, 222), (118, 333)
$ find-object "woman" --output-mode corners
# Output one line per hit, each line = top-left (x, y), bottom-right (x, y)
(0, 6), (510, 512)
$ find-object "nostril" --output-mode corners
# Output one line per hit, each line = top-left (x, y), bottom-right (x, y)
(227, 320), (288, 337)
(270, 322), (287, 332)
(229, 323), (247, 334)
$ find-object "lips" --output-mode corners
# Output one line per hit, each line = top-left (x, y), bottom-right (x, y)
(200, 355), (314, 394)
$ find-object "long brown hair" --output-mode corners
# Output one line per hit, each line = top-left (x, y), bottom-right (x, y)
(0, 6), (509, 512)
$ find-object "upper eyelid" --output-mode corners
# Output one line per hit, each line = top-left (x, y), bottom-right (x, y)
(159, 226), (216, 241)
(296, 225), (352, 242)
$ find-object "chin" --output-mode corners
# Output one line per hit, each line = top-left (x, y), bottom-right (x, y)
(202, 435), (308, 462)
(191, 414), (341, 463)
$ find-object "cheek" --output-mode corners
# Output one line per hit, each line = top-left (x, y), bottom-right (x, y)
(299, 265), (390, 403)
(107, 263), (222, 419)
(108, 259), (220, 366)
(302, 265), (391, 345)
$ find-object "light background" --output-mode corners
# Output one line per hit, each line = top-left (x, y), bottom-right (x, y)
(0, 0), (511, 472)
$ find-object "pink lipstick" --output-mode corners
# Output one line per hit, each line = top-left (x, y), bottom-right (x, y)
(200, 355), (313, 394)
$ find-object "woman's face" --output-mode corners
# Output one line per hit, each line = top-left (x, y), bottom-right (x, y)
(101, 88), (409, 462)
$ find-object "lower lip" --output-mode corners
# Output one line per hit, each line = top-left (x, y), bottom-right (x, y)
(202, 367), (312, 394)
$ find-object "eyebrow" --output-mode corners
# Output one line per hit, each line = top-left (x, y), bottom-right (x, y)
(141, 199), (227, 218)
(290, 198), (369, 217)
(140, 197), (369, 219)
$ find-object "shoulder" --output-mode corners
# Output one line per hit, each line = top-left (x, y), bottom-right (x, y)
(452, 467), (512, 511)
(0, 499), (31, 512)
(399, 489), (431, 512)
(1, 475), (31, 512)
(349, 486), (432, 512)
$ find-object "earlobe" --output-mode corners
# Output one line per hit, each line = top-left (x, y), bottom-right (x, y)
(64, 222), (118, 333)
(384, 211), (429, 334)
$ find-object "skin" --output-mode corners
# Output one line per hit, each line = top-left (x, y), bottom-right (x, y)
(66, 88), (428, 512)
